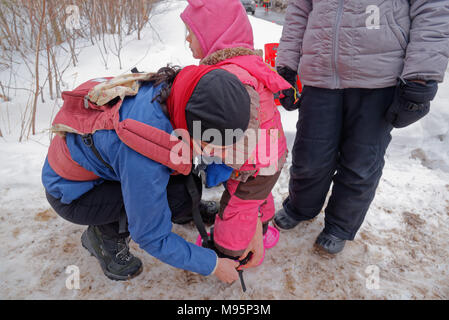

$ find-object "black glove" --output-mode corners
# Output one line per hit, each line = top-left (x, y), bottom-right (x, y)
(386, 79), (438, 128)
(277, 66), (301, 111)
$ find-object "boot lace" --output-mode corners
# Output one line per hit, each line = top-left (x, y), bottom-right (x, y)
(116, 237), (133, 262)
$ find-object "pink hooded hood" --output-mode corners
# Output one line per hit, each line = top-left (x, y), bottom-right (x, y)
(181, 0), (254, 58)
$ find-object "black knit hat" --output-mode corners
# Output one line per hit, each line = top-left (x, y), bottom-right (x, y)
(185, 69), (251, 146)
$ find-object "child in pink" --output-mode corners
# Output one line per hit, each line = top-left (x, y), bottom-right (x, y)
(181, 0), (290, 267)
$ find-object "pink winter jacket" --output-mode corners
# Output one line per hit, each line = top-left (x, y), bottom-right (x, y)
(212, 52), (290, 176)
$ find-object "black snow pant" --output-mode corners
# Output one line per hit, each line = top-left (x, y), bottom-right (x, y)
(283, 85), (395, 240)
(46, 174), (202, 238)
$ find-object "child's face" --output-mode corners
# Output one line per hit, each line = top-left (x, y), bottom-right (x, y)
(186, 26), (204, 60)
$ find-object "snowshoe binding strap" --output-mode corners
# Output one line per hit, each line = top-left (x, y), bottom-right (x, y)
(186, 174), (212, 247)
(237, 252), (253, 293)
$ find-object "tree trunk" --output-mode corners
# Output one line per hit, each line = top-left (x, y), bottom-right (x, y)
(31, 0), (46, 136)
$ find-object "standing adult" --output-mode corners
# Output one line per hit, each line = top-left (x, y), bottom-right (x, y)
(274, 0), (449, 254)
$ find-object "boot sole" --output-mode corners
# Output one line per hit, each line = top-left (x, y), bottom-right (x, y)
(272, 218), (300, 233)
(81, 231), (143, 281)
(312, 241), (345, 258)
(313, 243), (336, 259)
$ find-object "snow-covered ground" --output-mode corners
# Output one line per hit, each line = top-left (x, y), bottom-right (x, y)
(1, 1), (448, 300)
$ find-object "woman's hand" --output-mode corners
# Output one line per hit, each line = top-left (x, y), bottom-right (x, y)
(239, 217), (264, 269)
(213, 258), (240, 284)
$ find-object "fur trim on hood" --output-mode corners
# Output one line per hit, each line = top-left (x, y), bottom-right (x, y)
(200, 47), (263, 66)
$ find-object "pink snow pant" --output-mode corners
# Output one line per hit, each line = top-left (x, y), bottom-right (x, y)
(213, 171), (282, 257)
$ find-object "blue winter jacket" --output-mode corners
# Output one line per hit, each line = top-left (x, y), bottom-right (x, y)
(42, 82), (218, 276)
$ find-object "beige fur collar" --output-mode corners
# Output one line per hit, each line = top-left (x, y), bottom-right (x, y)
(200, 47), (263, 66)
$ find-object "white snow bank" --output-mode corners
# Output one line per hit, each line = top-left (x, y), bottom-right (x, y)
(388, 73), (449, 173)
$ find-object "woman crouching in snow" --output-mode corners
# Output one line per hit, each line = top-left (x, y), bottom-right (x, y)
(42, 65), (253, 284)
(42, 57), (288, 284)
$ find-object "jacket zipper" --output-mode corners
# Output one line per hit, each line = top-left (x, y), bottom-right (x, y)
(390, 11), (407, 45)
(332, 0), (345, 89)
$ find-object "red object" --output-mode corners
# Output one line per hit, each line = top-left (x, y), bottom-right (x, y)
(216, 55), (290, 93)
(48, 135), (100, 181)
(264, 43), (302, 106)
(264, 43), (278, 67)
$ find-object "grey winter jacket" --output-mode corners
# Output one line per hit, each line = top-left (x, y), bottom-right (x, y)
(276, 0), (449, 89)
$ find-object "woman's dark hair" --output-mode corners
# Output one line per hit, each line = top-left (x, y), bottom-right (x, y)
(144, 65), (182, 117)
(149, 64), (182, 100)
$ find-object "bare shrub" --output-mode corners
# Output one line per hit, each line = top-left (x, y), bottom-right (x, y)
(0, 0), (158, 141)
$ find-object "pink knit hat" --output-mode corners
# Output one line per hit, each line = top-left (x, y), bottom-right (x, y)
(181, 0), (254, 58)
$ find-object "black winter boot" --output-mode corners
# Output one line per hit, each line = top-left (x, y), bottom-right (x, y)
(81, 226), (143, 281)
(199, 200), (219, 225)
(273, 208), (301, 231)
(315, 230), (346, 254)
(172, 200), (219, 225)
